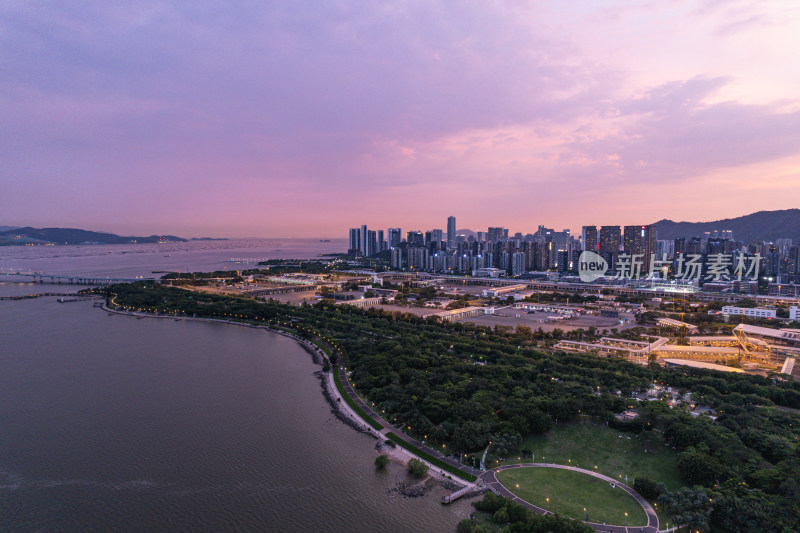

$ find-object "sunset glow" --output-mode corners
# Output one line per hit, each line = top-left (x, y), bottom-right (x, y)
(2, 1), (799, 236)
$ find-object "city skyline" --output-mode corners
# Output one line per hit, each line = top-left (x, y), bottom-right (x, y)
(2, 2), (799, 237)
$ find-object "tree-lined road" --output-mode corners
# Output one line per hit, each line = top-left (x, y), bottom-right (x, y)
(335, 358), (658, 533)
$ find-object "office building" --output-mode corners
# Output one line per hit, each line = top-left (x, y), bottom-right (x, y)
(599, 226), (621, 268)
(360, 224), (368, 256)
(623, 225), (657, 271)
(487, 227), (505, 242)
(581, 226), (598, 252)
(431, 229), (443, 247)
(388, 228), (401, 248)
(408, 247), (428, 270)
(512, 252), (526, 277)
(377, 229), (385, 252)
(366, 229), (377, 256)
(722, 306), (777, 319)
(406, 231), (424, 247)
(447, 216), (456, 249)
(348, 228), (360, 255)
(551, 229), (570, 251)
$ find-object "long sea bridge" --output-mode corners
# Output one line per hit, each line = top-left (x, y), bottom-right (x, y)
(0, 270), (154, 285)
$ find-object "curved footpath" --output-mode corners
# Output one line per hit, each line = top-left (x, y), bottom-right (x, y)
(331, 355), (658, 533)
(100, 304), (658, 533)
(334, 361), (482, 480)
(481, 463), (658, 533)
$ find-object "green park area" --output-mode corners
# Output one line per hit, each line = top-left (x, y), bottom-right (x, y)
(496, 423), (682, 492)
(497, 467), (647, 526)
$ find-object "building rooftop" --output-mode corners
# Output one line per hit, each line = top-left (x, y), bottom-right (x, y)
(662, 359), (745, 372)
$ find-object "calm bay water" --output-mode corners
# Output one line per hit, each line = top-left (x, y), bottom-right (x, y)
(0, 238), (349, 279)
(0, 241), (474, 532)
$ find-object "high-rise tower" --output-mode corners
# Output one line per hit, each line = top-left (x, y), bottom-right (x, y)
(447, 216), (456, 250)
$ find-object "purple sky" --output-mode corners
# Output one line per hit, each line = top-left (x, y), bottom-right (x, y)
(2, 1), (799, 237)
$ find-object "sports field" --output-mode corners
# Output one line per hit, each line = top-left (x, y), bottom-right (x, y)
(497, 467), (648, 526)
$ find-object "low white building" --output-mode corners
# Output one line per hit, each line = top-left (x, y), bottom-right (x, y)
(722, 306), (777, 319)
(791, 306), (799, 320)
(482, 284), (528, 298)
(472, 267), (504, 278)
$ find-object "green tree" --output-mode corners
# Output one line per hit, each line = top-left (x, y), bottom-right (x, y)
(658, 486), (712, 532)
(634, 477), (660, 500)
(407, 457), (429, 478)
(374, 454), (389, 470)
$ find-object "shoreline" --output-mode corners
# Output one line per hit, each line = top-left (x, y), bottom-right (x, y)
(98, 302), (479, 499)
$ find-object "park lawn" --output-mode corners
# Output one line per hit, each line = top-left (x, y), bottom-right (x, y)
(496, 467), (647, 526)
(507, 423), (682, 491)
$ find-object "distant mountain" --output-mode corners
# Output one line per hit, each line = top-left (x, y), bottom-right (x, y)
(456, 229), (477, 239)
(0, 226), (19, 232)
(0, 227), (187, 246)
(653, 209), (800, 243)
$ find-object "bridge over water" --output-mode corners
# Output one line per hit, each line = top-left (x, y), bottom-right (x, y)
(0, 270), (155, 285)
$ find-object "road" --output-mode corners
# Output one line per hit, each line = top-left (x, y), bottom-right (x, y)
(330, 343), (658, 533)
(336, 362), (482, 479)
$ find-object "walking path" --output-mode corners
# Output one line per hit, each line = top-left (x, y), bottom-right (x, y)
(333, 348), (659, 533)
(334, 361), (483, 480)
(101, 303), (658, 532)
(480, 463), (659, 533)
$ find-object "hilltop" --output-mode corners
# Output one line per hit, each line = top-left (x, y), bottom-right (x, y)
(653, 209), (800, 243)
(0, 227), (187, 246)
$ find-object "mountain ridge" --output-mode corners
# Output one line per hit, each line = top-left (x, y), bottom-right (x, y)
(652, 209), (800, 243)
(0, 227), (187, 246)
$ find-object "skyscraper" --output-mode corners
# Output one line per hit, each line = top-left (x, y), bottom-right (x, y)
(551, 229), (570, 251)
(348, 228), (360, 255)
(406, 231), (424, 247)
(360, 224), (368, 256)
(431, 229), (443, 246)
(388, 228), (401, 248)
(390, 247), (402, 269)
(623, 225), (657, 271)
(487, 227), (505, 242)
(366, 229), (377, 256)
(599, 226), (621, 268)
(447, 216), (456, 250)
(512, 252), (526, 276)
(581, 226), (598, 252)
(377, 229), (385, 252)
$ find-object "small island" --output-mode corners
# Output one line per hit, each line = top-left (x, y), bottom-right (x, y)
(0, 226), (188, 246)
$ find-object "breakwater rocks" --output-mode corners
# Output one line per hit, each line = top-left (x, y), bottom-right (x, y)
(299, 342), (322, 365)
(315, 370), (374, 436)
(391, 481), (427, 498)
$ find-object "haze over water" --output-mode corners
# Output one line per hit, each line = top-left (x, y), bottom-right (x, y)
(0, 240), (474, 532)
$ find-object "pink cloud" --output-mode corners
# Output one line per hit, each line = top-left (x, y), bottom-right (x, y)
(1, 1), (798, 237)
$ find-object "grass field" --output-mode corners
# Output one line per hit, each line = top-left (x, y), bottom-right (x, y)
(496, 423), (682, 491)
(496, 467), (648, 526)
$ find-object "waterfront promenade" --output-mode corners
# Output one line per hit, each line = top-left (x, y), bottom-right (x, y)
(98, 300), (658, 533)
(331, 355), (659, 533)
